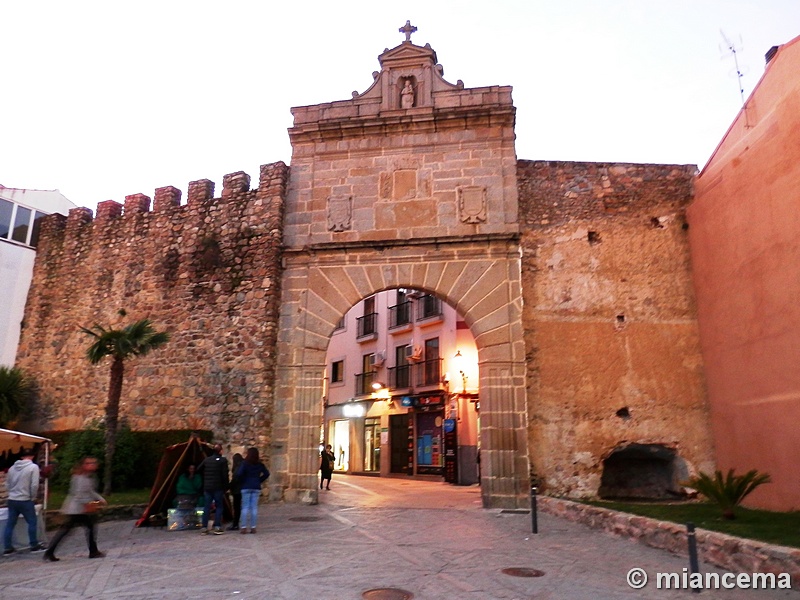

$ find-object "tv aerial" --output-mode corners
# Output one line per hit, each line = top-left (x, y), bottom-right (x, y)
(720, 30), (751, 127)
(720, 30), (747, 107)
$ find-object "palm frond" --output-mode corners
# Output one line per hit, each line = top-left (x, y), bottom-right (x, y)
(81, 319), (170, 362)
(0, 366), (34, 426)
(683, 468), (771, 519)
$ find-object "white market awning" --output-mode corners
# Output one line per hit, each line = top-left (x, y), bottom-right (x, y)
(0, 427), (51, 456)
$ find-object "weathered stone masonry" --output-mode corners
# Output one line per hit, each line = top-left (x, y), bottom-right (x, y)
(518, 160), (715, 496)
(17, 158), (715, 504)
(16, 163), (288, 466)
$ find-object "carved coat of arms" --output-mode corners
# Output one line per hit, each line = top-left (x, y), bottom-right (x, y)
(457, 186), (487, 224)
(327, 195), (352, 232)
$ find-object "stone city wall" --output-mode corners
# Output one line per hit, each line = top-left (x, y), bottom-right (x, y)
(517, 160), (716, 498)
(15, 155), (718, 504)
(15, 163), (289, 455)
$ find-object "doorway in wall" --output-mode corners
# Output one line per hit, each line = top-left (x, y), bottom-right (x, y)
(364, 417), (380, 472)
(390, 413), (410, 474)
(332, 419), (350, 472)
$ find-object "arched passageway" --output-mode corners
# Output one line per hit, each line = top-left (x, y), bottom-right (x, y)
(322, 287), (480, 487)
(273, 237), (529, 508)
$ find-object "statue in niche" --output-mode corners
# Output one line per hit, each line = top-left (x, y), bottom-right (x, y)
(400, 78), (414, 109)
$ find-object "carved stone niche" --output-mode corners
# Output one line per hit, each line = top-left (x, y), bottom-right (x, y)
(379, 168), (421, 201)
(393, 170), (417, 200)
(399, 75), (417, 109)
(327, 195), (352, 232)
(457, 186), (487, 224)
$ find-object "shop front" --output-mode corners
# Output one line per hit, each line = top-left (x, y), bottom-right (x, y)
(324, 390), (477, 483)
(414, 403), (444, 476)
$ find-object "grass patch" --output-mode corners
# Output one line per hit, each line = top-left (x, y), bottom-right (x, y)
(46, 488), (151, 510)
(583, 500), (800, 549)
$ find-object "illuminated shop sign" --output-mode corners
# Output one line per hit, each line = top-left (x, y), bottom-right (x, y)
(342, 403), (366, 418)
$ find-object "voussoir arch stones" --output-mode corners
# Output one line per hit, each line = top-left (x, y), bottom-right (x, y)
(273, 237), (529, 509)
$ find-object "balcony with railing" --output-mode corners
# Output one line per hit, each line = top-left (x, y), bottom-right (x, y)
(387, 364), (411, 390)
(417, 357), (443, 387)
(356, 312), (378, 340)
(388, 301), (412, 332)
(415, 294), (443, 324)
(386, 358), (443, 391)
(354, 370), (377, 396)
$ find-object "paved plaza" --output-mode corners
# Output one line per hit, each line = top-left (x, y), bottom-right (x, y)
(0, 475), (796, 599)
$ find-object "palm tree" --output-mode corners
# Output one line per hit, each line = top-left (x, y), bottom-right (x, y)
(0, 366), (34, 427)
(82, 318), (169, 494)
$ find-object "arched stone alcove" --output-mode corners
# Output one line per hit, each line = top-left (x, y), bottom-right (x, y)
(599, 443), (688, 500)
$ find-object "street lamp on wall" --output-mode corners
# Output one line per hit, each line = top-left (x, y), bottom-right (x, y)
(371, 381), (390, 402)
(453, 349), (468, 394)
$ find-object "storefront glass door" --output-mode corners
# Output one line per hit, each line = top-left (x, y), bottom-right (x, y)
(364, 417), (380, 472)
(416, 411), (443, 474)
(332, 419), (350, 471)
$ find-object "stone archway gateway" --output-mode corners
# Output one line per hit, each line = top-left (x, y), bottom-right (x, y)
(272, 27), (529, 508)
(15, 23), (716, 512)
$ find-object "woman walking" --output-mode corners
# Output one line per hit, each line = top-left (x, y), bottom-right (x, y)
(235, 448), (269, 534)
(44, 457), (107, 561)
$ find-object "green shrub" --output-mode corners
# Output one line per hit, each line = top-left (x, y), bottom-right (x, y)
(50, 421), (138, 493)
(683, 469), (771, 519)
(44, 428), (214, 492)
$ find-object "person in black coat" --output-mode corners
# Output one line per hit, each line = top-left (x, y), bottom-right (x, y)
(320, 444), (335, 490)
(227, 453), (243, 531)
(196, 444), (229, 534)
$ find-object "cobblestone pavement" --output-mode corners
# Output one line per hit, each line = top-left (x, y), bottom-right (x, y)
(0, 475), (796, 599)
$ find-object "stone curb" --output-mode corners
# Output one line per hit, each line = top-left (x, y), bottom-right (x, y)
(538, 496), (800, 581)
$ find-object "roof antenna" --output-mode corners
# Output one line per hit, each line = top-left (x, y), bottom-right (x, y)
(720, 30), (751, 127)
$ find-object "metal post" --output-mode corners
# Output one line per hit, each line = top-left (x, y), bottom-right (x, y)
(530, 485), (538, 534)
(687, 522), (701, 594)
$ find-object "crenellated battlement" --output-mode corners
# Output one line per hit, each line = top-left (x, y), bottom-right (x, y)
(125, 193), (151, 215)
(39, 162), (289, 246)
(16, 160), (289, 443)
(154, 186), (182, 211)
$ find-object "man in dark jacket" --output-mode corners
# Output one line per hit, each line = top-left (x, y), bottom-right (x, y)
(196, 444), (229, 535)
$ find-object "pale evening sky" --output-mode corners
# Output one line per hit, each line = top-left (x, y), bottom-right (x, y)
(1, 0), (798, 211)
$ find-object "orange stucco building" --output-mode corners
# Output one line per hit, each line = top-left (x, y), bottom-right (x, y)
(689, 35), (800, 511)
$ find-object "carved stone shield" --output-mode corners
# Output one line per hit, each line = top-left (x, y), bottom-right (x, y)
(327, 195), (352, 232)
(457, 186), (487, 224)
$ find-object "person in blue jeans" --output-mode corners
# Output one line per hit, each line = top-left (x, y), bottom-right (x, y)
(235, 447), (270, 534)
(196, 444), (229, 535)
(4, 448), (45, 554)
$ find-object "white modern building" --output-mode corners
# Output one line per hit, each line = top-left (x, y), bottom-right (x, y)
(324, 289), (480, 484)
(0, 186), (76, 366)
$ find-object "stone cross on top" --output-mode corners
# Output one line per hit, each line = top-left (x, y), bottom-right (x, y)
(399, 20), (417, 43)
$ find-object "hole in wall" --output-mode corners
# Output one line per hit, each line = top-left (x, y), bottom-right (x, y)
(616, 407), (630, 419)
(587, 231), (601, 244)
(616, 314), (625, 323)
(650, 217), (665, 228)
(599, 443), (686, 500)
